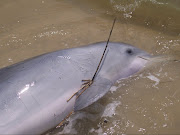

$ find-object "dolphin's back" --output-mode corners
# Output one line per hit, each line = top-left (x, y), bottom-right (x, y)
(0, 50), (82, 134)
(0, 42), (107, 134)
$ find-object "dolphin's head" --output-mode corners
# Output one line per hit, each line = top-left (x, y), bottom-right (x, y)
(100, 42), (151, 82)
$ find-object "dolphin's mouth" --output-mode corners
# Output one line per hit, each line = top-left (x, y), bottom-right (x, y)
(138, 56), (150, 61)
(139, 55), (176, 63)
(137, 52), (153, 62)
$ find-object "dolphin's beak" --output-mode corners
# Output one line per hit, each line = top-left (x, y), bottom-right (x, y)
(138, 55), (179, 63)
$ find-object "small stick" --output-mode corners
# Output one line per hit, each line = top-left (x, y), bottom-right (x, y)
(66, 92), (77, 102)
(66, 85), (85, 102)
(56, 111), (74, 128)
(76, 85), (89, 99)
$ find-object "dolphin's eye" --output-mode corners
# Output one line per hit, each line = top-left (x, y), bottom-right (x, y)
(126, 48), (133, 55)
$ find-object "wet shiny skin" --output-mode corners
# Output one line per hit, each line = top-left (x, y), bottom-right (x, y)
(0, 42), (150, 134)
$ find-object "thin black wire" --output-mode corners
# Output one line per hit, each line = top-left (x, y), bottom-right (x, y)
(92, 17), (117, 81)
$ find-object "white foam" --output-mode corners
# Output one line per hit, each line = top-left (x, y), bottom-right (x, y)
(147, 74), (160, 87)
(89, 127), (104, 135)
(110, 86), (118, 93)
(58, 112), (99, 135)
(57, 117), (77, 135)
(102, 101), (121, 117)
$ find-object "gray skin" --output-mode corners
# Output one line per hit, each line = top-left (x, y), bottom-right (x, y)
(0, 42), (150, 134)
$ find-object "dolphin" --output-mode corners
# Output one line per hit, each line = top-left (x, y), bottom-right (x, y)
(0, 42), (150, 134)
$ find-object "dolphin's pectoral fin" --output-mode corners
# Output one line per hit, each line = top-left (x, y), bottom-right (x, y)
(74, 76), (112, 111)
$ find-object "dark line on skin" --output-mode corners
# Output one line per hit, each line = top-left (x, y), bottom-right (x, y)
(19, 98), (29, 112)
(30, 93), (41, 107)
(138, 56), (149, 61)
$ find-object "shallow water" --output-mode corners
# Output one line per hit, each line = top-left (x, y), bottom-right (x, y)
(0, 0), (180, 134)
